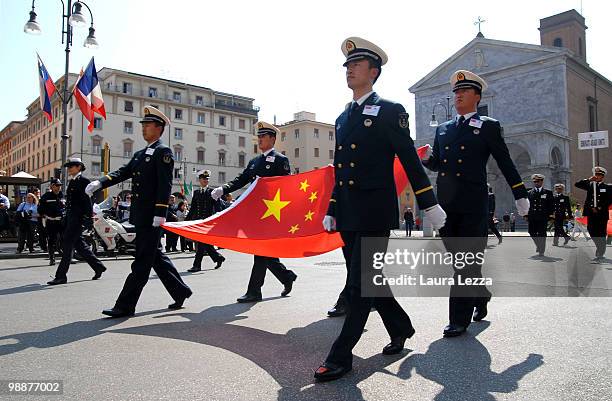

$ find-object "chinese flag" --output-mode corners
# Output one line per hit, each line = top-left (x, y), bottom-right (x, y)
(163, 145), (430, 257)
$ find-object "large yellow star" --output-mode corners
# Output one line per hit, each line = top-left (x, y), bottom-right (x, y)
(304, 210), (314, 221)
(299, 180), (310, 192)
(308, 191), (318, 203)
(261, 189), (291, 222)
(289, 224), (300, 234)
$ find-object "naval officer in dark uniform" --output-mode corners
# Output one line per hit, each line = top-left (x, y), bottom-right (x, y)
(86, 106), (192, 317)
(47, 158), (107, 285)
(423, 70), (529, 338)
(575, 166), (611, 260)
(314, 37), (447, 382)
(552, 183), (572, 247)
(38, 178), (65, 265)
(527, 174), (554, 256)
(211, 121), (297, 303)
(186, 169), (225, 272)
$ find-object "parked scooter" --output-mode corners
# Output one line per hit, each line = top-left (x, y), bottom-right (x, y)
(85, 198), (136, 256)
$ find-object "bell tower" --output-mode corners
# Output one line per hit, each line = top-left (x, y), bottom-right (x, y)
(539, 9), (587, 63)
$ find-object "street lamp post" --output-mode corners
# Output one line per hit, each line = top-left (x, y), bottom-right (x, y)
(24, 0), (99, 186)
(429, 96), (454, 127)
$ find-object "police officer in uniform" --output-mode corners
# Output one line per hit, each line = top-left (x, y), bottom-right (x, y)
(527, 174), (554, 256)
(38, 178), (65, 265)
(47, 158), (107, 285)
(186, 169), (225, 272)
(552, 183), (572, 247)
(211, 121), (297, 303)
(314, 37), (447, 382)
(86, 106), (193, 317)
(575, 166), (611, 260)
(423, 70), (530, 338)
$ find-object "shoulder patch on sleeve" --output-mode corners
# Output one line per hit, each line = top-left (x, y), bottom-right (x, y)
(162, 153), (173, 164)
(398, 112), (409, 129)
(284, 160), (290, 171)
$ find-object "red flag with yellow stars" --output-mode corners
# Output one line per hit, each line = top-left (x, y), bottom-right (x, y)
(163, 145), (431, 257)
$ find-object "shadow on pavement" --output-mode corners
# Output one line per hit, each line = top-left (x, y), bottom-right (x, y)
(397, 322), (544, 401)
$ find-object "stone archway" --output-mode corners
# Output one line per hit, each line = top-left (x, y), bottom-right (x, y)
(550, 146), (564, 187)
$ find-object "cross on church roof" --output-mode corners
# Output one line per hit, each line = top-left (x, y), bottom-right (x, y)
(474, 16), (486, 37)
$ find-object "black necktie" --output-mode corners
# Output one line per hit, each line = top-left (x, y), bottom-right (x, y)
(348, 102), (358, 119)
(457, 116), (465, 127)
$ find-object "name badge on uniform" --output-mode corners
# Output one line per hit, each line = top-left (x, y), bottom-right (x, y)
(469, 118), (483, 128)
(363, 105), (380, 116)
(541, 194), (547, 198)
(48, 199), (56, 203)
(601, 188), (607, 192)
(560, 199), (564, 202)
(266, 156), (275, 162)
(145, 148), (155, 155)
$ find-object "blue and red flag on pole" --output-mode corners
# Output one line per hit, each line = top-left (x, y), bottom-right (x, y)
(37, 53), (56, 122)
(73, 57), (106, 132)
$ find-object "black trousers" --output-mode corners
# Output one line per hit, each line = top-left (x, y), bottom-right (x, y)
(587, 217), (609, 258)
(54, 218), (106, 280)
(246, 255), (296, 295)
(46, 220), (63, 258)
(37, 218), (48, 251)
(405, 222), (413, 237)
(115, 226), (192, 311)
(192, 241), (223, 268)
(165, 232), (179, 251)
(528, 218), (548, 254)
(488, 215), (502, 240)
(325, 230), (413, 369)
(439, 213), (491, 328)
(17, 221), (35, 252)
(553, 215), (570, 244)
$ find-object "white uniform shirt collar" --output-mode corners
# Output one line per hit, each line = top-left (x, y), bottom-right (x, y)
(352, 91), (374, 107)
(456, 112), (477, 122)
(68, 172), (82, 181)
(147, 139), (160, 148)
(263, 148), (275, 157)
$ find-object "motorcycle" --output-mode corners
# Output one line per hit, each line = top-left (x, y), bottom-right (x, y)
(85, 198), (137, 256)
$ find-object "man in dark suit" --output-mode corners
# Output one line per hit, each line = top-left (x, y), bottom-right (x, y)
(527, 174), (554, 256)
(186, 169), (225, 272)
(404, 207), (414, 237)
(165, 195), (179, 252)
(314, 37), (447, 382)
(552, 183), (572, 247)
(211, 121), (297, 303)
(487, 185), (502, 244)
(423, 70), (530, 338)
(38, 178), (65, 266)
(47, 158), (106, 285)
(86, 106), (192, 317)
(575, 166), (611, 260)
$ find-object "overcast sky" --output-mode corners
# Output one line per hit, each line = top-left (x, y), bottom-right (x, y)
(1, 0), (610, 135)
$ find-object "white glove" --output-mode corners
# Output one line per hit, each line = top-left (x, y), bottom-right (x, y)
(85, 180), (102, 196)
(152, 216), (166, 227)
(515, 198), (530, 216)
(424, 204), (447, 230)
(322, 215), (336, 232)
(211, 186), (224, 201)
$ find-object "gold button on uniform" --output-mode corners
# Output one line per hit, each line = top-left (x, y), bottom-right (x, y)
(351, 144), (356, 149)
(350, 162), (355, 167)
(337, 163), (343, 168)
(443, 159), (447, 163)
(441, 172), (446, 176)
(458, 159), (463, 163)
(338, 145), (343, 150)
(348, 180), (354, 186)
(339, 181), (343, 186)
(456, 173), (461, 177)
(445, 146), (449, 150)
(460, 145), (465, 150)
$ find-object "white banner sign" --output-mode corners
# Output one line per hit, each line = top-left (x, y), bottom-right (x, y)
(578, 130), (609, 150)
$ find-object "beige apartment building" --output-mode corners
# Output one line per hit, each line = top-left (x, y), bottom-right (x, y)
(276, 111), (336, 174)
(3, 68), (259, 196)
(0, 121), (23, 176)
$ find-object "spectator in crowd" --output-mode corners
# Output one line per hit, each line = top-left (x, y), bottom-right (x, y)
(16, 193), (39, 253)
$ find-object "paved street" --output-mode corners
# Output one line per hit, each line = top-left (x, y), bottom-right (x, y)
(1, 236), (611, 401)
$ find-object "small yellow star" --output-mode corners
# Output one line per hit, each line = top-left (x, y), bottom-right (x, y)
(308, 191), (318, 203)
(299, 180), (310, 192)
(304, 210), (314, 221)
(261, 189), (291, 222)
(289, 224), (300, 234)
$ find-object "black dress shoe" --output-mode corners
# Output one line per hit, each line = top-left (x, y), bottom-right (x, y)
(168, 297), (187, 309)
(473, 304), (488, 321)
(102, 307), (135, 318)
(443, 324), (467, 337)
(49, 258), (55, 266)
(382, 327), (416, 355)
(47, 278), (67, 285)
(498, 237), (503, 244)
(236, 293), (262, 303)
(314, 363), (352, 382)
(563, 238), (570, 246)
(92, 267), (106, 280)
(214, 256), (225, 269)
(327, 301), (347, 317)
(187, 266), (201, 273)
(281, 276), (297, 297)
